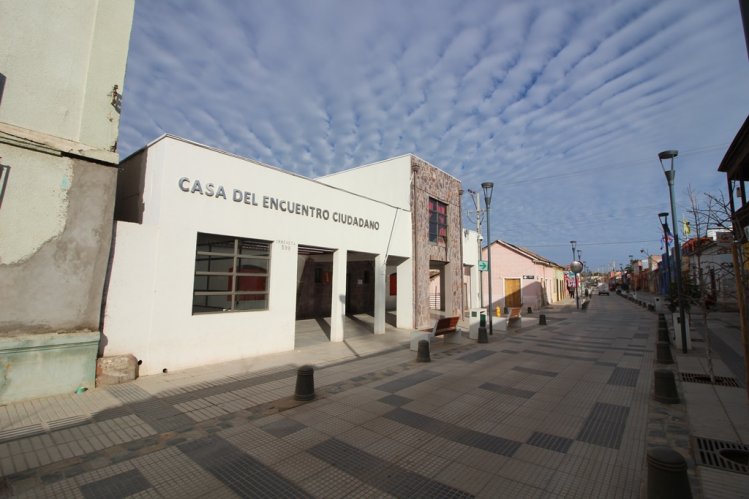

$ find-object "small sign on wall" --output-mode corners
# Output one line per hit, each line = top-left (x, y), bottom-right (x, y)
(522, 275), (534, 279)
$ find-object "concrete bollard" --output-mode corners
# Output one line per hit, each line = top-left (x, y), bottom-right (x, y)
(654, 369), (679, 404)
(294, 365), (316, 401)
(647, 447), (692, 499)
(416, 339), (431, 362)
(539, 314), (547, 325)
(478, 326), (488, 344)
(656, 341), (674, 364)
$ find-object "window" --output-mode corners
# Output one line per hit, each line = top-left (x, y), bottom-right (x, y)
(192, 233), (270, 314)
(428, 197), (447, 246)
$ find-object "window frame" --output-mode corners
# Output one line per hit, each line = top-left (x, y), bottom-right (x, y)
(428, 197), (448, 246)
(192, 233), (271, 314)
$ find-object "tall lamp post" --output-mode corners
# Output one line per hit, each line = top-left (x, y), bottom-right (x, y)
(658, 150), (688, 353)
(482, 182), (494, 335)
(629, 254), (635, 295)
(658, 212), (672, 295)
(570, 241), (579, 309)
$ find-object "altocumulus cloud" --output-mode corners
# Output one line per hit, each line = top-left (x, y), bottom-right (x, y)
(119, 0), (749, 268)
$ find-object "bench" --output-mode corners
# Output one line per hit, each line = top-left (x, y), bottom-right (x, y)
(496, 307), (521, 331)
(410, 316), (461, 351)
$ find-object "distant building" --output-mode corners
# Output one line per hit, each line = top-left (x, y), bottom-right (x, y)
(481, 239), (566, 314)
(0, 1), (135, 402)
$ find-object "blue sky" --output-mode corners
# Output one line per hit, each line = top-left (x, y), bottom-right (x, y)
(118, 0), (749, 271)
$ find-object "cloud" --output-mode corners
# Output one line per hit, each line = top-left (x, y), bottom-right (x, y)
(118, 0), (749, 268)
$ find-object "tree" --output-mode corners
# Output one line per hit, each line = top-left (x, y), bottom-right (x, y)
(682, 187), (736, 383)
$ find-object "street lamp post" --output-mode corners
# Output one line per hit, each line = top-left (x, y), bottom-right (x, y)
(570, 241), (579, 309)
(658, 212), (672, 295)
(482, 182), (494, 335)
(658, 150), (688, 353)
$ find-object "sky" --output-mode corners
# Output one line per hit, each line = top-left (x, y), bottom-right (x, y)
(118, 0), (749, 272)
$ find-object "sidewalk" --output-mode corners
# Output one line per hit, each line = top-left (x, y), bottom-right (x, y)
(1, 296), (747, 497)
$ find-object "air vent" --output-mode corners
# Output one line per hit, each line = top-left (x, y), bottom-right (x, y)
(694, 436), (749, 474)
(680, 372), (740, 387)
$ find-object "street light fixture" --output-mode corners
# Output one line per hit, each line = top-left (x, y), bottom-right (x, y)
(658, 212), (672, 295)
(570, 241), (580, 309)
(658, 150), (688, 353)
(482, 182), (494, 335)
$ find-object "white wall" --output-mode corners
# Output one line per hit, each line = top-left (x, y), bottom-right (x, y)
(104, 137), (413, 375)
(462, 229), (481, 310)
(316, 155), (413, 210)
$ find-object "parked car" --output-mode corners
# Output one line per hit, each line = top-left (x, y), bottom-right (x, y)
(598, 285), (609, 296)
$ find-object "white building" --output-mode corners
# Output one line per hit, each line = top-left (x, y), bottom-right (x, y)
(103, 136), (470, 375)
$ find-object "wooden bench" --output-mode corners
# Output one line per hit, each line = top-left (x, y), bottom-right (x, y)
(496, 307), (522, 331)
(410, 316), (461, 350)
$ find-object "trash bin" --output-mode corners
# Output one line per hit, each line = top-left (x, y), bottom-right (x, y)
(469, 308), (486, 340)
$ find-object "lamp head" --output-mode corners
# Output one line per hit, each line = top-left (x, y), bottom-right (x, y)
(658, 150), (678, 160)
(481, 182), (494, 205)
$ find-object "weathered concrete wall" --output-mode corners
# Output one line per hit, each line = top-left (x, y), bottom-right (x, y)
(411, 156), (462, 329)
(0, 147), (117, 334)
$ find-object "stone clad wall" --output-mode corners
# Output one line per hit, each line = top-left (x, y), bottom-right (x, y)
(410, 156), (462, 329)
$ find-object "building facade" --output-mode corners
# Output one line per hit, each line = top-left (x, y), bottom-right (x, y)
(102, 136), (465, 376)
(481, 239), (566, 314)
(0, 0), (135, 402)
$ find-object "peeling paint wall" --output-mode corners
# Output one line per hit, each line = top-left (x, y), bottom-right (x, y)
(0, 150), (117, 333)
(0, 148), (72, 264)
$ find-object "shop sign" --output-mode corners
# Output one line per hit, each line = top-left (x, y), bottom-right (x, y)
(177, 177), (380, 231)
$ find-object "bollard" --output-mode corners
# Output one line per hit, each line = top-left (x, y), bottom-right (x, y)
(294, 365), (316, 401)
(478, 326), (488, 344)
(647, 447), (692, 499)
(656, 341), (673, 364)
(416, 339), (431, 362)
(654, 369), (679, 404)
(539, 314), (547, 326)
(527, 307), (532, 314)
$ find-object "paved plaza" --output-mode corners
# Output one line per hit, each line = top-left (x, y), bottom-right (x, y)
(1, 295), (748, 497)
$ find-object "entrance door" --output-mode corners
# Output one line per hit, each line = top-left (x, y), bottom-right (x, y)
(505, 278), (521, 308)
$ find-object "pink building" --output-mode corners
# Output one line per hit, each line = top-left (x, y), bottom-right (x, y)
(481, 240), (566, 314)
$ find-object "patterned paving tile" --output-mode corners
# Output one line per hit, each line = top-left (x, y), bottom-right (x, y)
(79, 469), (151, 499)
(512, 366), (558, 377)
(607, 368), (639, 388)
(479, 383), (535, 399)
(178, 435), (311, 498)
(261, 418), (307, 438)
(457, 350), (496, 363)
(385, 408), (521, 457)
(576, 403), (630, 449)
(526, 432), (574, 454)
(375, 370), (442, 393)
(308, 438), (473, 498)
(379, 394), (413, 407)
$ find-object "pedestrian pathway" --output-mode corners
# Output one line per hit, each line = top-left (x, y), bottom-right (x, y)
(0, 295), (747, 497)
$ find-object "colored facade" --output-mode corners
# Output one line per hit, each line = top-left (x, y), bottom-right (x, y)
(0, 0), (135, 403)
(481, 239), (566, 314)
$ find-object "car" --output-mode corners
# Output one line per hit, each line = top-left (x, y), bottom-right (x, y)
(598, 286), (609, 295)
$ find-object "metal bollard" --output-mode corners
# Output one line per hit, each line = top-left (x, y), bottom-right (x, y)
(477, 326), (488, 344)
(647, 447), (692, 499)
(656, 341), (673, 364)
(416, 339), (431, 362)
(294, 365), (315, 401)
(654, 369), (679, 404)
(527, 307), (532, 314)
(539, 314), (547, 325)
